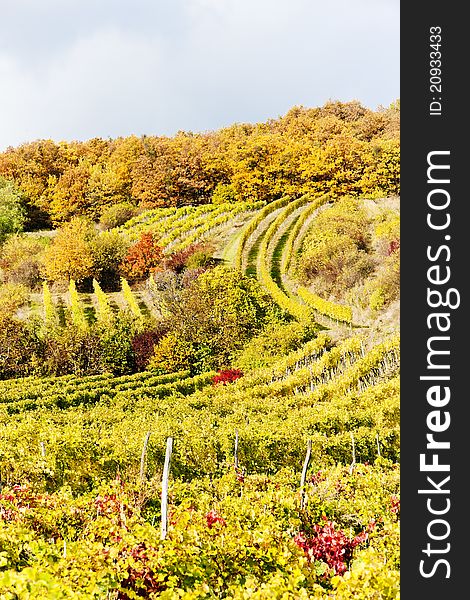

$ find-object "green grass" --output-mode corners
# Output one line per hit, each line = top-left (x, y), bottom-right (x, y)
(270, 218), (299, 293)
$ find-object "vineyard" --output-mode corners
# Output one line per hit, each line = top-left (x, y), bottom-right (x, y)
(0, 109), (400, 598)
(0, 327), (400, 597)
(117, 201), (264, 252)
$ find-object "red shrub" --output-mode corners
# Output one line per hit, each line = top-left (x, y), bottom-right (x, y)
(389, 494), (400, 517)
(132, 329), (166, 371)
(294, 519), (370, 575)
(206, 509), (226, 529)
(388, 239), (400, 255)
(309, 471), (326, 485)
(162, 243), (205, 274)
(212, 368), (243, 386)
(117, 542), (162, 599)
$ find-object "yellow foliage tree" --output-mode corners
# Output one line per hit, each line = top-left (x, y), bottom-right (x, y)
(41, 218), (95, 282)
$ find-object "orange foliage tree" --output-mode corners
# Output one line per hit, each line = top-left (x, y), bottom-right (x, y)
(120, 232), (163, 281)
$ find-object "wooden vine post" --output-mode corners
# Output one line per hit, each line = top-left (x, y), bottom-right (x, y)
(161, 437), (173, 540)
(234, 429), (239, 470)
(300, 439), (312, 510)
(349, 432), (356, 475)
(139, 431), (151, 482)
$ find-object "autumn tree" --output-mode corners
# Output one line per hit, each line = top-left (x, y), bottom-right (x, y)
(0, 101), (400, 223)
(90, 230), (130, 289)
(48, 160), (92, 223)
(0, 178), (26, 243)
(41, 217), (96, 283)
(150, 266), (278, 373)
(0, 140), (62, 228)
(86, 164), (129, 213)
(120, 232), (163, 281)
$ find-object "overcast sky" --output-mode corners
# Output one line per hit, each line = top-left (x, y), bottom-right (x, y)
(0, 0), (399, 151)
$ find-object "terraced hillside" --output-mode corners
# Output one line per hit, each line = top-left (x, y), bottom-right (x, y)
(233, 194), (387, 333)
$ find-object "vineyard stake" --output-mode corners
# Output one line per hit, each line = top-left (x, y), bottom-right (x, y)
(161, 436), (173, 540)
(349, 432), (356, 475)
(139, 431), (151, 482)
(234, 429), (239, 470)
(40, 442), (46, 457)
(300, 439), (312, 509)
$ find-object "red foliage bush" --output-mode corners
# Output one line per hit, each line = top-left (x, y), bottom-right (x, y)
(117, 542), (162, 599)
(389, 494), (400, 517)
(294, 519), (370, 575)
(309, 470), (326, 485)
(0, 485), (43, 522)
(162, 243), (205, 274)
(388, 239), (400, 255)
(212, 368), (243, 385)
(132, 329), (166, 371)
(206, 509), (226, 529)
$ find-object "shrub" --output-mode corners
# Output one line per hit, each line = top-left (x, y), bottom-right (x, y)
(0, 316), (44, 379)
(388, 239), (400, 255)
(98, 314), (136, 375)
(0, 234), (47, 289)
(296, 198), (374, 296)
(212, 368), (243, 385)
(294, 519), (370, 576)
(146, 269), (181, 316)
(185, 249), (213, 270)
(132, 328), (167, 371)
(374, 213), (400, 256)
(149, 332), (195, 374)
(34, 304), (137, 378)
(298, 233), (374, 296)
(162, 243), (207, 274)
(369, 288), (386, 311)
(99, 202), (138, 230)
(160, 266), (279, 372)
(44, 324), (102, 377)
(180, 267), (207, 288)
(0, 283), (30, 319)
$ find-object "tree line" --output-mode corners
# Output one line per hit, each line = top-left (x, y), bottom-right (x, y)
(0, 101), (399, 228)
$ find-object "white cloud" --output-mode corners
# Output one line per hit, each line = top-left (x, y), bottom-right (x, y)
(0, 0), (399, 149)
(1, 28), (168, 147)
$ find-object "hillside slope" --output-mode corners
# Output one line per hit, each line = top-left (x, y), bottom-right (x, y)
(0, 190), (400, 598)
